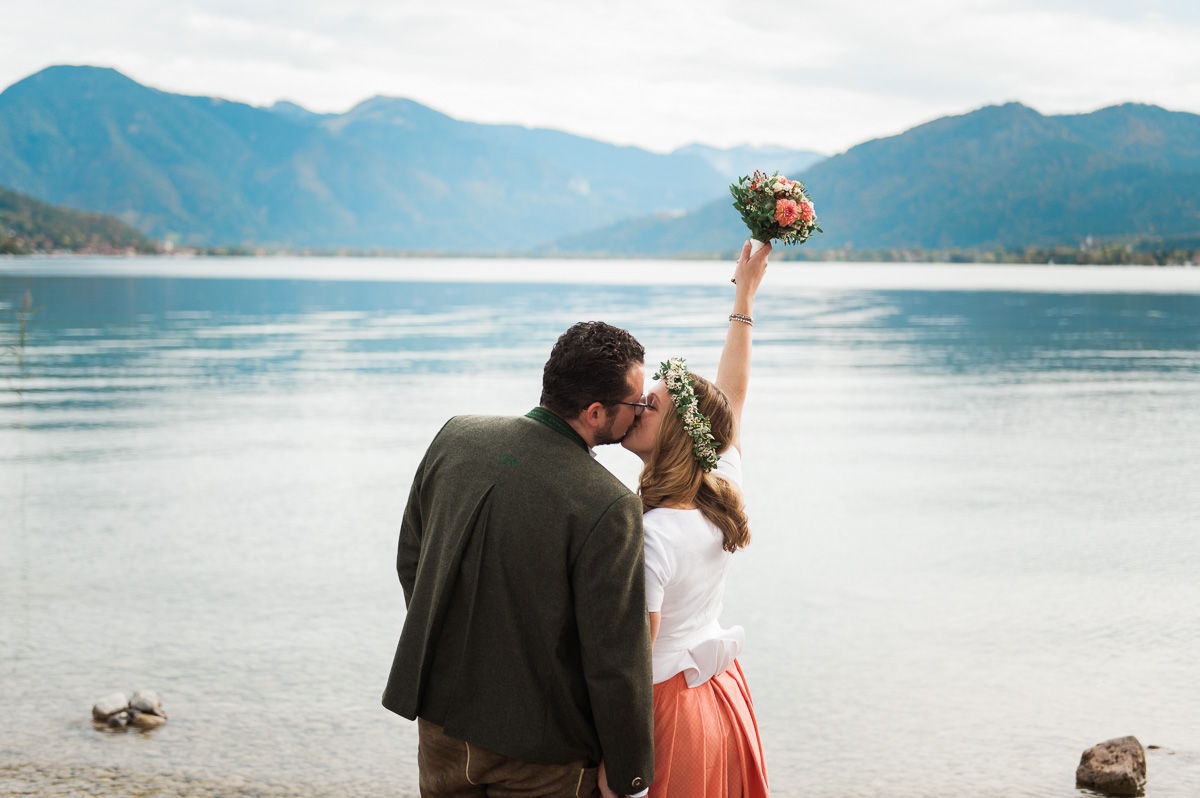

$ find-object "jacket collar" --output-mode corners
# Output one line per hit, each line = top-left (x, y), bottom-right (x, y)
(526, 407), (589, 452)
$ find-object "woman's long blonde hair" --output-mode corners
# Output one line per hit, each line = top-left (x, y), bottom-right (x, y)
(638, 373), (750, 553)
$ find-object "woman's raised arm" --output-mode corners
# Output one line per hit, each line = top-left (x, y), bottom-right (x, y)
(715, 240), (770, 453)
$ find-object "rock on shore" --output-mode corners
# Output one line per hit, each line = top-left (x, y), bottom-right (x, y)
(1076, 736), (1147, 795)
(130, 690), (167, 718)
(92, 689), (168, 730)
(91, 693), (128, 722)
(130, 712), (167, 729)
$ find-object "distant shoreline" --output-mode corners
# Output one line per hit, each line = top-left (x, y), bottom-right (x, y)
(4, 245), (1198, 267)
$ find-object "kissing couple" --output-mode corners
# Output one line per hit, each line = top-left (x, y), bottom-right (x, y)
(383, 241), (773, 798)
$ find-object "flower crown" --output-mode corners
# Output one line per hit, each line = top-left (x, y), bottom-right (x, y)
(653, 357), (721, 472)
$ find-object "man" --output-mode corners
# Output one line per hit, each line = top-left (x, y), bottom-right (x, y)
(383, 321), (655, 798)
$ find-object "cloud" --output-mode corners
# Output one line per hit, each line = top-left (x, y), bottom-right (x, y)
(183, 12), (338, 59)
(1, 0), (1199, 154)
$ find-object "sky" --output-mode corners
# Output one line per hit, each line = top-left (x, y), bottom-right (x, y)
(3, 0), (1200, 156)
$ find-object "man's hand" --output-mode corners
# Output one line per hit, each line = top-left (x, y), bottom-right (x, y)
(597, 759), (623, 798)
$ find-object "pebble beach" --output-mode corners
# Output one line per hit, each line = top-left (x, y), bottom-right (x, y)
(1, 764), (416, 798)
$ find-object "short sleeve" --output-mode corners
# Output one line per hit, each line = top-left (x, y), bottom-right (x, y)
(713, 445), (743, 488)
(642, 515), (674, 613)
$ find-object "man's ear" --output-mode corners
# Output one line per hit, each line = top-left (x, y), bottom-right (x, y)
(580, 401), (607, 430)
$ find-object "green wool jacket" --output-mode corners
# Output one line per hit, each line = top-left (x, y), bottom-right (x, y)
(382, 409), (655, 795)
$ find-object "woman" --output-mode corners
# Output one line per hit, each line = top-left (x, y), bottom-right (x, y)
(604, 239), (771, 798)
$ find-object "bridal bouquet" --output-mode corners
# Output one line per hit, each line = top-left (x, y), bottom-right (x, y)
(729, 171), (821, 255)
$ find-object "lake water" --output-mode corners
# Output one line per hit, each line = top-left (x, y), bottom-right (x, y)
(2, 256), (1199, 798)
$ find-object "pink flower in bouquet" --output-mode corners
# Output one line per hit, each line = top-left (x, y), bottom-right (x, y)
(774, 198), (801, 226)
(798, 201), (815, 222)
(772, 177), (794, 194)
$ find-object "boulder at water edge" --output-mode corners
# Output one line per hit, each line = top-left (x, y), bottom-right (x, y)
(1076, 736), (1147, 796)
(91, 693), (128, 722)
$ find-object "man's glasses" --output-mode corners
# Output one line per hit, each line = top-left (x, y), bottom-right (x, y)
(610, 395), (650, 417)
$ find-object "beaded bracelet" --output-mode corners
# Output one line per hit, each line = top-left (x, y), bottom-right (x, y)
(729, 313), (754, 326)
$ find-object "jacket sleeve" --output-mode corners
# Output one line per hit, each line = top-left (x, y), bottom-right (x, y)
(573, 492), (655, 795)
(397, 446), (431, 607)
(398, 419), (456, 606)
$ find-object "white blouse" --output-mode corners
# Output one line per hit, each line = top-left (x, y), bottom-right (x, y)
(643, 447), (745, 687)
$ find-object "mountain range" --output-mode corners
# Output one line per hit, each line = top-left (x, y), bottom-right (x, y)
(2, 65), (1199, 255)
(0, 66), (814, 251)
(557, 102), (1200, 255)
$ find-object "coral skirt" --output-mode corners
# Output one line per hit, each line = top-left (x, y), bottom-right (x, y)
(648, 659), (770, 798)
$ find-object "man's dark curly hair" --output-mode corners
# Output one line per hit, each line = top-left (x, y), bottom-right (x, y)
(541, 321), (645, 418)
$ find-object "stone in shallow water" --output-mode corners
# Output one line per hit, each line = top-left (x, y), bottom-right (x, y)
(130, 689), (166, 717)
(91, 693), (128, 722)
(1076, 735), (1147, 796)
(105, 711), (129, 729)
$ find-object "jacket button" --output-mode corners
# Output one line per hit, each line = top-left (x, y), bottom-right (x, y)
(632, 777), (644, 789)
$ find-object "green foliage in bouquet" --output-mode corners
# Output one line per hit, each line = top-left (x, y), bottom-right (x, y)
(729, 170), (822, 246)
